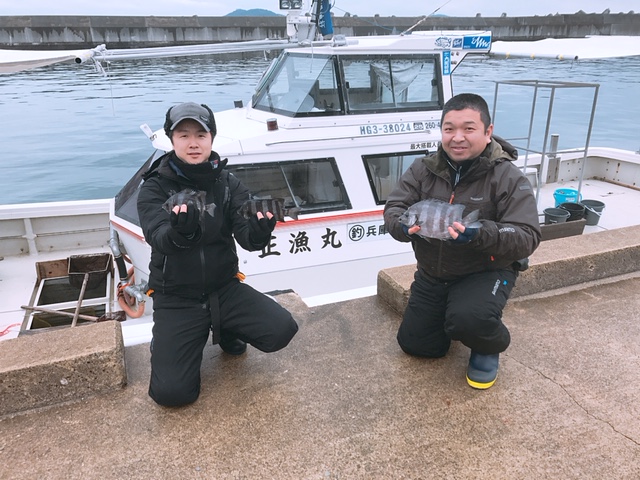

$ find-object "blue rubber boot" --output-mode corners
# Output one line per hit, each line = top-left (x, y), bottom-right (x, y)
(466, 351), (499, 389)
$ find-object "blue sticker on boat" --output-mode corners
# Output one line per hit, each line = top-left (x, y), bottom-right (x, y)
(443, 51), (451, 76)
(463, 35), (491, 50)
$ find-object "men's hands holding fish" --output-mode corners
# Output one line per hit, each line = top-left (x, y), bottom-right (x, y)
(403, 221), (477, 243)
(398, 198), (481, 241)
(248, 211), (277, 245)
(170, 203), (200, 238)
(403, 224), (421, 236)
(448, 222), (479, 244)
(163, 189), (217, 239)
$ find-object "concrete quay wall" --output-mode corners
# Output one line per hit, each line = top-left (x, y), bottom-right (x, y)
(0, 12), (638, 49)
(377, 224), (640, 317)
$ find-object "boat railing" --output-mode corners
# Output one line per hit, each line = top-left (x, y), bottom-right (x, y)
(492, 79), (600, 201)
(513, 145), (640, 193)
(0, 199), (111, 257)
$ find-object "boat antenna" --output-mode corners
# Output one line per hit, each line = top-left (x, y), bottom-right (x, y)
(401, 0), (454, 35)
(313, 0), (322, 25)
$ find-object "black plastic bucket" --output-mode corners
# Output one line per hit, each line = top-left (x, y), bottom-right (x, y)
(580, 199), (605, 226)
(559, 202), (585, 221)
(543, 207), (570, 224)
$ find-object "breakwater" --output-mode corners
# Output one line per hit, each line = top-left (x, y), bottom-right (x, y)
(0, 12), (639, 49)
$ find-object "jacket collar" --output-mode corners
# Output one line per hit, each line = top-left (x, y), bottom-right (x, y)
(142, 150), (225, 183)
(423, 136), (518, 185)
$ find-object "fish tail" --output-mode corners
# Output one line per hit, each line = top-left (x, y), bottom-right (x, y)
(287, 207), (301, 220)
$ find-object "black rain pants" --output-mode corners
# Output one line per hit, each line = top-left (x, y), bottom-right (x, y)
(148, 280), (298, 407)
(397, 268), (516, 358)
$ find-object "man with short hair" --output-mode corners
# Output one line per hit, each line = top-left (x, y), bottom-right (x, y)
(138, 102), (298, 406)
(384, 93), (541, 389)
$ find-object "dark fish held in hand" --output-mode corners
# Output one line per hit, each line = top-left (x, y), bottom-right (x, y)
(240, 198), (301, 221)
(399, 199), (481, 240)
(162, 189), (216, 222)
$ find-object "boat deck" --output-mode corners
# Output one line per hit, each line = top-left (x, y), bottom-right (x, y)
(536, 177), (640, 232)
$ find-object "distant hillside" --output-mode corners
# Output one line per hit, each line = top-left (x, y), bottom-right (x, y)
(226, 9), (282, 16)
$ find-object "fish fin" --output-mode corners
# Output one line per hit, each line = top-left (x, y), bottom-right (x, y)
(204, 203), (217, 218)
(461, 209), (481, 225)
(465, 221), (483, 230)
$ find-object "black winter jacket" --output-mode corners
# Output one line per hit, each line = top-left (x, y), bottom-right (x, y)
(384, 137), (541, 280)
(137, 151), (266, 299)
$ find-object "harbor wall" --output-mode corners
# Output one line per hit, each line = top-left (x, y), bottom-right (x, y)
(0, 12), (639, 49)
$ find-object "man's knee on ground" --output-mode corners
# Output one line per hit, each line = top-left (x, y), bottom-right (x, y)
(445, 309), (495, 339)
(254, 319), (298, 353)
(149, 380), (200, 407)
(396, 331), (449, 358)
(444, 313), (510, 354)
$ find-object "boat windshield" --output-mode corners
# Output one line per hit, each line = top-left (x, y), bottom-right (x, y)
(252, 51), (443, 117)
(343, 55), (442, 113)
(253, 52), (340, 116)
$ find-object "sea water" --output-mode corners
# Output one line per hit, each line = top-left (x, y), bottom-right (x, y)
(1, 53), (639, 205)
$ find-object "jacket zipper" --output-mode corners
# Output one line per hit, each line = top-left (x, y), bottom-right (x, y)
(200, 246), (206, 291)
(447, 159), (461, 204)
(162, 255), (167, 293)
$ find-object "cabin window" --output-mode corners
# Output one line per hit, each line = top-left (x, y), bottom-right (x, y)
(342, 55), (441, 113)
(363, 151), (430, 205)
(252, 53), (342, 116)
(228, 158), (351, 216)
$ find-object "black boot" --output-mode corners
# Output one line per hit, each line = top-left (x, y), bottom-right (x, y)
(219, 337), (247, 355)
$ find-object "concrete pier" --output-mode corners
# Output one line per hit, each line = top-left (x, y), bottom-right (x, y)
(1, 277), (639, 478)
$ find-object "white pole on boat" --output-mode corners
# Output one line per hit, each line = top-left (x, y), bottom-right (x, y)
(539, 83), (558, 196)
(576, 84), (600, 193)
(546, 134), (561, 183)
(21, 218), (38, 256)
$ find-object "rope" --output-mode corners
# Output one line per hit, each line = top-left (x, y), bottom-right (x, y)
(0, 323), (22, 337)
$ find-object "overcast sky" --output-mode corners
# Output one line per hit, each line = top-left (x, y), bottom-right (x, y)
(0, 0), (635, 17)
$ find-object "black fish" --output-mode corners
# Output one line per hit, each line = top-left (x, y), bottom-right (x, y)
(239, 198), (301, 221)
(399, 198), (481, 240)
(162, 189), (216, 222)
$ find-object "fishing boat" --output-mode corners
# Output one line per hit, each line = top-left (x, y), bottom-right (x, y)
(1, 1), (640, 347)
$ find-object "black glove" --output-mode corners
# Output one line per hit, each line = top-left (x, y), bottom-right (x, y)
(449, 226), (479, 245)
(170, 204), (200, 239)
(402, 224), (417, 239)
(248, 214), (277, 245)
